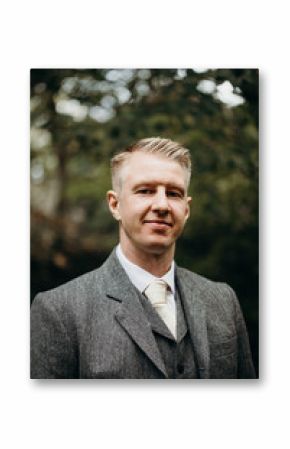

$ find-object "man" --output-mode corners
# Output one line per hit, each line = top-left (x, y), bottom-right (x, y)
(31, 137), (256, 379)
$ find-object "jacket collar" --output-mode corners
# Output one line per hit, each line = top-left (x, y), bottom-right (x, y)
(100, 249), (168, 377)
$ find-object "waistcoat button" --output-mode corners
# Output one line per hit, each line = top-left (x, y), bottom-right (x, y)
(177, 363), (184, 374)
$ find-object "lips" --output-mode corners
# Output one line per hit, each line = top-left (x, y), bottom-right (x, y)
(143, 220), (173, 227)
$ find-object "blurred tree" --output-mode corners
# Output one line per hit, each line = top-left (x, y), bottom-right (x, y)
(30, 68), (258, 373)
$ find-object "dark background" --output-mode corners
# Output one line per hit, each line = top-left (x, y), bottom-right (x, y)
(30, 68), (259, 375)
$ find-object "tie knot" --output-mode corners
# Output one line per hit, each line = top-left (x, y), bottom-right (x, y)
(144, 280), (168, 307)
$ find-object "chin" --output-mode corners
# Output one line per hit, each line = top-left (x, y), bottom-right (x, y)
(141, 238), (173, 255)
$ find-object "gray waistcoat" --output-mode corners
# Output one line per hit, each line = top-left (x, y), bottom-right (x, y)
(138, 285), (197, 379)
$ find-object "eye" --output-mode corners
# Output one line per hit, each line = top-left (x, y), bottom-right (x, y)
(136, 188), (154, 195)
(167, 190), (183, 198)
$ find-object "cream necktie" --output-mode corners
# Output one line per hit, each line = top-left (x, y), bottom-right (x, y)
(144, 280), (176, 339)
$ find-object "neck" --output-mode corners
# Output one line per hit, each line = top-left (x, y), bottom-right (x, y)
(119, 241), (175, 277)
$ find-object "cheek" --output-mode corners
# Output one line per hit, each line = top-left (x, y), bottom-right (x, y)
(175, 207), (188, 227)
(119, 200), (145, 223)
(121, 199), (149, 218)
(172, 203), (188, 221)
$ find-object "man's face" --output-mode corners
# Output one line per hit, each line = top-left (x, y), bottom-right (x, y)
(107, 151), (191, 257)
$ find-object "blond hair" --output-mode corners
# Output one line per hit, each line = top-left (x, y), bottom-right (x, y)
(110, 137), (191, 191)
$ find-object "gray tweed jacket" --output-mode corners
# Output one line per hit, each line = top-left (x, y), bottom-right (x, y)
(30, 249), (256, 379)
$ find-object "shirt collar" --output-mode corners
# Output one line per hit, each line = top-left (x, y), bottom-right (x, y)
(116, 244), (175, 294)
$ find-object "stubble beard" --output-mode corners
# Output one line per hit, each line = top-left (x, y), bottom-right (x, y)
(120, 224), (176, 259)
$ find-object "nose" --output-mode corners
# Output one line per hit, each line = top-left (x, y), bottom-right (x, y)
(151, 188), (170, 214)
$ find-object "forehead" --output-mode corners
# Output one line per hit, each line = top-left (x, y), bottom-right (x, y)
(120, 151), (187, 188)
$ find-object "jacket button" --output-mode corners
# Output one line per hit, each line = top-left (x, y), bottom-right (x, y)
(177, 363), (184, 374)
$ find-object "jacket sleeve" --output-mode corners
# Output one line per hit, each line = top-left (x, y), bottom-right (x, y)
(229, 287), (256, 379)
(30, 293), (79, 379)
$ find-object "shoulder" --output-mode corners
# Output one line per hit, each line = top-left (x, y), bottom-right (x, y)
(31, 264), (106, 317)
(176, 265), (237, 310)
(31, 249), (120, 316)
(176, 265), (233, 292)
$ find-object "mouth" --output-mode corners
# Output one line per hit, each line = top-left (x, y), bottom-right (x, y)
(143, 220), (173, 228)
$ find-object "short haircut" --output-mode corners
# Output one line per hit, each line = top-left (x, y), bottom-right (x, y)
(110, 137), (192, 191)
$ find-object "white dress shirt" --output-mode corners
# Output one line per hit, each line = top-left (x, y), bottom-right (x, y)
(116, 244), (176, 322)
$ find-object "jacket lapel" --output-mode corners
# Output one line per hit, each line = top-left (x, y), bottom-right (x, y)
(100, 251), (168, 378)
(176, 267), (210, 379)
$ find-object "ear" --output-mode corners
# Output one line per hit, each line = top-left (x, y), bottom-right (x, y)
(185, 196), (192, 220)
(106, 190), (121, 221)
